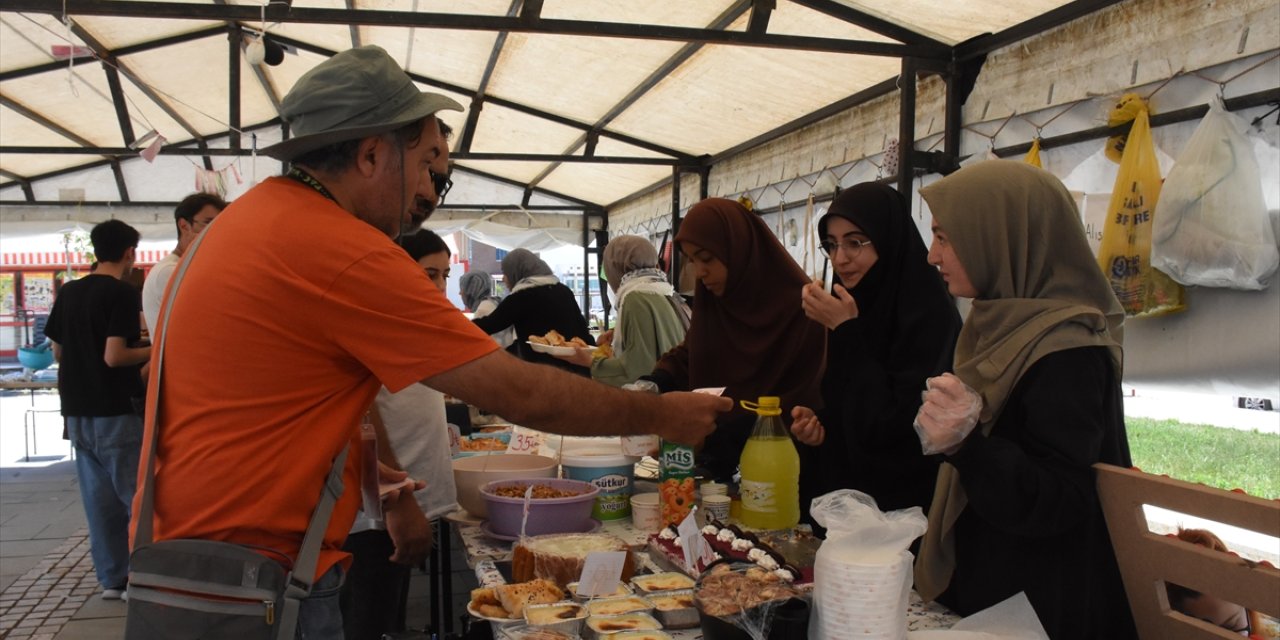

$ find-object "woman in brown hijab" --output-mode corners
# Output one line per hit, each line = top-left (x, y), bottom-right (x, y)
(644, 198), (826, 481)
(912, 161), (1134, 638)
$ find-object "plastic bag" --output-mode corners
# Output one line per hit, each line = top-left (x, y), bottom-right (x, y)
(1151, 96), (1279, 290)
(807, 490), (928, 640)
(1096, 94), (1187, 316)
(1024, 138), (1043, 168)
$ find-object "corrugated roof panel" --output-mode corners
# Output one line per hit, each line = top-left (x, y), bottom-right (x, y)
(486, 33), (686, 124)
(365, 26), (497, 91)
(760, 1), (898, 43)
(541, 0), (737, 29)
(457, 159), (555, 185)
(73, 16), (223, 50)
(538, 162), (671, 206)
(466, 102), (584, 155)
(1, 69), (125, 147)
(829, 0), (1076, 45)
(0, 14), (74, 72)
(609, 45), (897, 155)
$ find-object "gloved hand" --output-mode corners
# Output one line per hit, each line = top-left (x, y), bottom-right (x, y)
(622, 380), (660, 394)
(912, 373), (982, 455)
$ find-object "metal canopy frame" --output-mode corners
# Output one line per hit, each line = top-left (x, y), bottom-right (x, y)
(1, 0), (1124, 216)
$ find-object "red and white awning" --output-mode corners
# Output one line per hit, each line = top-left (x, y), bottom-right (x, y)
(1, 249), (170, 267)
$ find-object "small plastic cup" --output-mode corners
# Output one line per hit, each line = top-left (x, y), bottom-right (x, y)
(630, 492), (662, 532)
(702, 495), (731, 522)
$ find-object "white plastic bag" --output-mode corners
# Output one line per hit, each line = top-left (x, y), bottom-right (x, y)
(1151, 96), (1279, 290)
(808, 490), (928, 640)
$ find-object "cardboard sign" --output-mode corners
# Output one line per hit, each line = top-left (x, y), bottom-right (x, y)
(576, 551), (628, 598)
(447, 423), (461, 457)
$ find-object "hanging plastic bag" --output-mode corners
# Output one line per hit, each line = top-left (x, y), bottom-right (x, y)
(1096, 94), (1187, 316)
(806, 490), (928, 639)
(1024, 138), (1043, 168)
(1150, 96), (1278, 290)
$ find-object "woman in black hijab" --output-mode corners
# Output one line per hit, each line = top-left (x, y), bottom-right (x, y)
(793, 183), (962, 513)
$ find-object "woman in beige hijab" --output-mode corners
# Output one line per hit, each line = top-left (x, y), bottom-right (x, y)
(555, 235), (689, 386)
(913, 161), (1134, 638)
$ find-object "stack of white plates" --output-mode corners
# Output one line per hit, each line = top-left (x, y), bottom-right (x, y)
(810, 545), (913, 639)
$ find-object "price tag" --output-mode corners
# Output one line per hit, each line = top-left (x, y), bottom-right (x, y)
(576, 551), (628, 598)
(677, 506), (710, 572)
(506, 426), (547, 455)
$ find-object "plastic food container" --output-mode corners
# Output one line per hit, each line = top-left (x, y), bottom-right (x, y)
(644, 589), (698, 629)
(608, 631), (674, 640)
(583, 595), (653, 617)
(452, 454), (558, 518)
(481, 478), (598, 538)
(567, 580), (632, 601)
(630, 492), (661, 533)
(561, 442), (639, 521)
(497, 623), (575, 640)
(523, 600), (587, 636)
(584, 612), (662, 639)
(630, 572), (696, 594)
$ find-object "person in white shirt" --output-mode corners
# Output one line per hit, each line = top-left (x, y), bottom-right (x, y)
(140, 193), (226, 333)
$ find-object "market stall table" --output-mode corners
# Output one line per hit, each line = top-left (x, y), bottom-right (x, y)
(449, 512), (960, 637)
(0, 379), (61, 461)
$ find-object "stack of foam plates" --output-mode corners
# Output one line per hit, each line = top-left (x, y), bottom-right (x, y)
(810, 545), (913, 639)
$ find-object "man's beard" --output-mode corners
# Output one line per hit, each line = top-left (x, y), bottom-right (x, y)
(404, 196), (435, 233)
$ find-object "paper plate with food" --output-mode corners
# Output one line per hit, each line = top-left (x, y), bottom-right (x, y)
(527, 330), (590, 356)
(468, 579), (565, 622)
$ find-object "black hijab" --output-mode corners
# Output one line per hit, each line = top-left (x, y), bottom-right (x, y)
(804, 183), (962, 513)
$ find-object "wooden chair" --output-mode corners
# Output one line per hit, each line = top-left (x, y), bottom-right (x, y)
(1095, 463), (1279, 639)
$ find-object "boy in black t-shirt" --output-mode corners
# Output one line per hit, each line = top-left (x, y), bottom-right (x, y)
(44, 219), (151, 600)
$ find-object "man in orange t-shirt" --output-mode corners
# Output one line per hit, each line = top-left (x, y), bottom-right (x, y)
(133, 45), (730, 638)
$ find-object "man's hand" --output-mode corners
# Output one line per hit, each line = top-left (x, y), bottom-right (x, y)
(377, 463), (425, 503)
(384, 490), (431, 565)
(790, 405), (825, 446)
(801, 280), (858, 330)
(649, 392), (731, 447)
(597, 329), (614, 346)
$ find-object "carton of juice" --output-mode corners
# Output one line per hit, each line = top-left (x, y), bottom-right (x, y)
(659, 440), (696, 526)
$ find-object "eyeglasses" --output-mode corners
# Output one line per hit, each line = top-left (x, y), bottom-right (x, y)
(190, 218), (215, 230)
(819, 237), (873, 258)
(430, 169), (452, 204)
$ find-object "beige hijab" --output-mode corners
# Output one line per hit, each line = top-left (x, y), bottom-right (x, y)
(913, 161), (1124, 600)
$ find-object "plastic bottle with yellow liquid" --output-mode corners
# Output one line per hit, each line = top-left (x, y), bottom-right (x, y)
(737, 396), (800, 530)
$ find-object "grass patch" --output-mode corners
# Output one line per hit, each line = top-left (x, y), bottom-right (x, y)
(1125, 417), (1280, 499)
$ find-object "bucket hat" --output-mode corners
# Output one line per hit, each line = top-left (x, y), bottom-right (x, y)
(262, 45), (462, 160)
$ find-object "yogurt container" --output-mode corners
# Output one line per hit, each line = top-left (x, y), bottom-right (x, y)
(561, 443), (638, 521)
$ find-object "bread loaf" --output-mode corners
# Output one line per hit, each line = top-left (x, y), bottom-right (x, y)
(512, 532), (636, 587)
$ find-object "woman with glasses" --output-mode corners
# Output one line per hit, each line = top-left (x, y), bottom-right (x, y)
(642, 197), (826, 482)
(912, 161), (1133, 638)
(791, 182), (962, 515)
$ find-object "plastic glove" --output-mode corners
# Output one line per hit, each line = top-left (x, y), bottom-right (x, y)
(912, 373), (982, 455)
(622, 380), (660, 394)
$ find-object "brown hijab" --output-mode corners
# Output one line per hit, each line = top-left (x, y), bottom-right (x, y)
(913, 161), (1125, 600)
(657, 198), (826, 460)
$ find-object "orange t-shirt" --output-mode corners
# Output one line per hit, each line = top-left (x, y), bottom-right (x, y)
(133, 177), (497, 579)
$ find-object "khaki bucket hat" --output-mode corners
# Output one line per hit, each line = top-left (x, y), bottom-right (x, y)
(262, 45), (462, 161)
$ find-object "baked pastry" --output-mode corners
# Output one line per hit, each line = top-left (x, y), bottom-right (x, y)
(493, 579), (564, 618)
(523, 601), (584, 624)
(512, 533), (636, 587)
(695, 564), (800, 617)
(630, 572), (695, 594)
(584, 596), (652, 617)
(585, 612), (662, 634)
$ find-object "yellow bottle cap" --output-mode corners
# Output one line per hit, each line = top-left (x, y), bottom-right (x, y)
(739, 396), (782, 416)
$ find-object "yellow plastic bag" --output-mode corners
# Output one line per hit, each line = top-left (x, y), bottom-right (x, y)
(1097, 100), (1186, 317)
(1024, 138), (1043, 168)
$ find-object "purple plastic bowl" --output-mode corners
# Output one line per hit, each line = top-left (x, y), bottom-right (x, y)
(481, 477), (599, 538)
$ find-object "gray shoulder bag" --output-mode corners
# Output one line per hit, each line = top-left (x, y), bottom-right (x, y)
(124, 224), (348, 640)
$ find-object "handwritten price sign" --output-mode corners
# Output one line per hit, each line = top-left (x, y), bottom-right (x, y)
(506, 427), (547, 455)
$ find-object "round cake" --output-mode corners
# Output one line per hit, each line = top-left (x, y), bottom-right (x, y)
(512, 532), (637, 587)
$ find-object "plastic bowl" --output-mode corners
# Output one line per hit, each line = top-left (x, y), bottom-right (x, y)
(481, 478), (599, 538)
(17, 347), (54, 371)
(452, 454), (557, 519)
